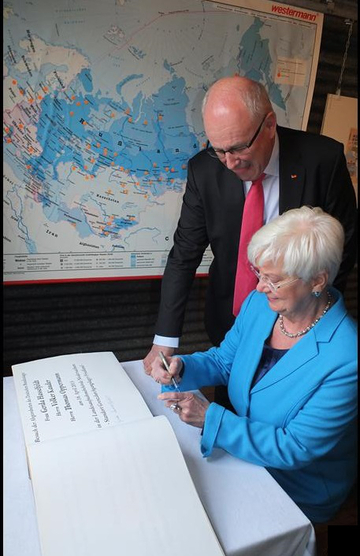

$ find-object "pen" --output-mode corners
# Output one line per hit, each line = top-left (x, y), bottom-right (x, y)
(159, 351), (180, 391)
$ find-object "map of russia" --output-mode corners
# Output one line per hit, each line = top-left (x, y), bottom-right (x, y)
(3, 0), (322, 282)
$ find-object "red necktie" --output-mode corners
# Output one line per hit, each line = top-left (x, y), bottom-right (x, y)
(232, 173), (265, 316)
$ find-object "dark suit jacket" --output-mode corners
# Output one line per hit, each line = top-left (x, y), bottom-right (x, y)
(155, 126), (357, 345)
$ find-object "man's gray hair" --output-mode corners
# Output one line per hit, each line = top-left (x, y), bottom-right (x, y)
(247, 206), (345, 285)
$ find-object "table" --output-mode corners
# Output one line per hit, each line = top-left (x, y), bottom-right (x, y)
(4, 360), (316, 556)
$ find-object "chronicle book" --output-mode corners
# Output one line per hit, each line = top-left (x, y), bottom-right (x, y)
(12, 351), (225, 556)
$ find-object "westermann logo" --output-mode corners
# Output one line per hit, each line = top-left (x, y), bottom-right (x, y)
(271, 3), (317, 22)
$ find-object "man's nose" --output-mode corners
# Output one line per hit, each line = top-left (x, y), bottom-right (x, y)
(223, 151), (239, 170)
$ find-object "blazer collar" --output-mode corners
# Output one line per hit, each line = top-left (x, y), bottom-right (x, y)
(277, 126), (305, 213)
(251, 288), (347, 393)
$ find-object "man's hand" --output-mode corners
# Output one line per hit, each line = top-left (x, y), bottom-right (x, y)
(143, 345), (175, 375)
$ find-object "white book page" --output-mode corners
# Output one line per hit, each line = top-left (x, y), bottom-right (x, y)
(27, 415), (225, 556)
(12, 352), (152, 446)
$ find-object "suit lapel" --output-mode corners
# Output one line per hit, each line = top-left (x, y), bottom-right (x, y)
(277, 127), (305, 213)
(216, 164), (245, 272)
(250, 333), (319, 394)
(250, 290), (345, 394)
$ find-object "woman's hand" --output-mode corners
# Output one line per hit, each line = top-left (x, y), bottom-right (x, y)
(158, 391), (210, 428)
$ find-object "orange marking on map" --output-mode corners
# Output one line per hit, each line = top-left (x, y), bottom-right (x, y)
(12, 79), (17, 85)
(125, 108), (130, 114)
(70, 111), (74, 116)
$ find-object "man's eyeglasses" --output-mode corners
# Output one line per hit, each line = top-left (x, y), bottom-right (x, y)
(250, 266), (299, 293)
(206, 114), (267, 160)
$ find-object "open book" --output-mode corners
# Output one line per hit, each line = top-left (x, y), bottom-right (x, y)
(12, 351), (225, 556)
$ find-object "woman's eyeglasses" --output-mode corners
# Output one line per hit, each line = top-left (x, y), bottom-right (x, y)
(250, 266), (299, 293)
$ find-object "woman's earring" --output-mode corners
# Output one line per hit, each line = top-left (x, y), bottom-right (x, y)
(312, 291), (321, 298)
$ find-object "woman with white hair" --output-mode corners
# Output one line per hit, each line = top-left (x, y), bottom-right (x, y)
(150, 206), (357, 523)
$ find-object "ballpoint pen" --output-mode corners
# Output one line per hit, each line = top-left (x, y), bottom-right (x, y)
(159, 351), (180, 391)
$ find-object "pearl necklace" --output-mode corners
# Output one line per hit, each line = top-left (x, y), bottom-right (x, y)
(278, 291), (332, 338)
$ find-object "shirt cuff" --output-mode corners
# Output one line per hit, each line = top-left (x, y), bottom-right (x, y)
(153, 335), (179, 348)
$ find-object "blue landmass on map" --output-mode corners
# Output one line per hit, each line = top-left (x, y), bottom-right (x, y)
(21, 63), (198, 236)
(3, 1), (313, 259)
(238, 18), (286, 111)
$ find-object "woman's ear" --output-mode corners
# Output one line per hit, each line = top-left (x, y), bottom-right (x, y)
(311, 271), (329, 293)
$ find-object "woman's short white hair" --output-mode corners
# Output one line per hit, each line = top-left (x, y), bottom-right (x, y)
(247, 206), (345, 285)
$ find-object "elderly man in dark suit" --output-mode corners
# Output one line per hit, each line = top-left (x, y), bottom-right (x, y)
(143, 76), (357, 406)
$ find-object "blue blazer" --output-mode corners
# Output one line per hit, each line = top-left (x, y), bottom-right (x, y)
(175, 288), (357, 522)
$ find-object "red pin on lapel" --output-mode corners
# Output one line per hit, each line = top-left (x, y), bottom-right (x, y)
(291, 174), (297, 179)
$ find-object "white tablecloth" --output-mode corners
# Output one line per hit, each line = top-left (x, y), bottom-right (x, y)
(4, 361), (316, 556)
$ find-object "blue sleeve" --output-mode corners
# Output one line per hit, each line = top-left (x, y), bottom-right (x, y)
(201, 359), (357, 469)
